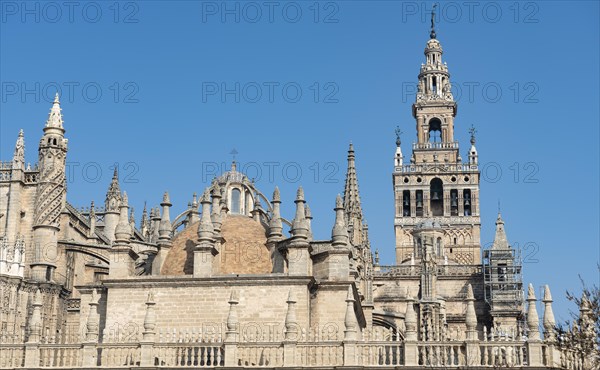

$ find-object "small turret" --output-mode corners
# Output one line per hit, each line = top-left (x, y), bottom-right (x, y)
(394, 126), (403, 167)
(158, 192), (172, 244)
(268, 187), (283, 241)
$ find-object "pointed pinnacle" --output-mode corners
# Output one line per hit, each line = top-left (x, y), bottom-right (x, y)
(336, 194), (343, 209)
(122, 192), (129, 206)
(527, 283), (536, 300)
(543, 285), (553, 302)
(273, 186), (281, 202)
(466, 284), (474, 300)
(161, 192), (171, 205)
(296, 186), (305, 202)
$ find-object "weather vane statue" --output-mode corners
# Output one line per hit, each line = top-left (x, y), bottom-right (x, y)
(469, 124), (477, 145)
(395, 126), (403, 147)
(430, 3), (438, 39)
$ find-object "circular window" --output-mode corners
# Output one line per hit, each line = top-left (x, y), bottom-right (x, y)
(464, 176), (470, 182)
(417, 177), (422, 183)
(403, 177), (409, 183)
(451, 176), (457, 182)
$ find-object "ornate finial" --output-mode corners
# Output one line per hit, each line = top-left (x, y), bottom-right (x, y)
(469, 124), (477, 145)
(430, 3), (438, 39)
(54, 92), (60, 103)
(112, 166), (118, 180)
(395, 126), (403, 147)
(296, 186), (305, 202)
(273, 186), (281, 202)
(161, 191), (171, 205)
(122, 191), (129, 206)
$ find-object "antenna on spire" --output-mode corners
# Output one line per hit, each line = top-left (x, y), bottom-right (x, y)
(430, 3), (438, 39)
(395, 126), (403, 147)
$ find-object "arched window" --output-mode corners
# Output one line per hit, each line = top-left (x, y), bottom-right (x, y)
(428, 118), (442, 143)
(231, 188), (241, 214)
(430, 178), (444, 216)
(463, 189), (472, 216)
(436, 237), (442, 256)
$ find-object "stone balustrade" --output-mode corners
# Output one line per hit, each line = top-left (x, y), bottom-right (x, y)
(0, 336), (580, 368)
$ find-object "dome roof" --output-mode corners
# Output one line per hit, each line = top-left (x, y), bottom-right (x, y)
(161, 214), (272, 275)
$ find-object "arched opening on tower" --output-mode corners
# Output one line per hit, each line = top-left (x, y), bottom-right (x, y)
(428, 118), (442, 143)
(231, 188), (241, 214)
(463, 189), (472, 216)
(430, 178), (443, 216)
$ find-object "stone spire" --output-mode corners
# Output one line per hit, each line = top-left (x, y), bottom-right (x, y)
(268, 187), (283, 240)
(343, 143), (363, 229)
(150, 207), (161, 243)
(142, 292), (156, 341)
(344, 286), (358, 340)
(284, 290), (299, 341)
(158, 192), (172, 243)
(13, 129), (25, 164)
(129, 207), (136, 235)
(198, 189), (215, 242)
(225, 290), (239, 342)
(491, 213), (509, 250)
(105, 168), (122, 213)
(45, 93), (64, 132)
(526, 283), (540, 340)
(291, 187), (308, 238)
(27, 289), (43, 343)
(140, 203), (149, 238)
(252, 192), (263, 222)
(210, 186), (222, 232)
(404, 289), (417, 341)
(465, 284), (478, 340)
(332, 194), (349, 247)
(114, 192), (132, 242)
(85, 289), (100, 341)
(304, 203), (313, 240)
(89, 201), (97, 238)
(542, 285), (556, 341)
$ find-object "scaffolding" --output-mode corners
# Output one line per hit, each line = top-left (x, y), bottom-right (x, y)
(482, 248), (523, 312)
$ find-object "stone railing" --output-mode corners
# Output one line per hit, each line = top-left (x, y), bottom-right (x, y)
(395, 162), (478, 173)
(0, 344), (25, 368)
(478, 341), (528, 367)
(417, 342), (466, 366)
(412, 141), (459, 150)
(0, 338), (578, 368)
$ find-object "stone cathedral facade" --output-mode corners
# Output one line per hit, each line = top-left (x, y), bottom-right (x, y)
(0, 27), (592, 370)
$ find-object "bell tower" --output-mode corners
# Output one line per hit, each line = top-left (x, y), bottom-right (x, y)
(393, 16), (481, 266)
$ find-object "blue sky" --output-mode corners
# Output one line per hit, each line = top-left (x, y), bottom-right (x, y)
(1, 1), (599, 323)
